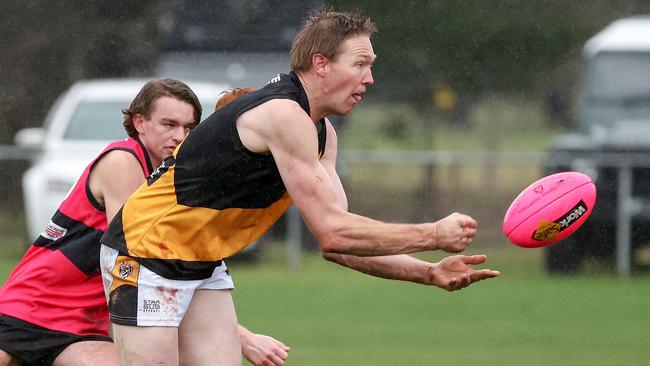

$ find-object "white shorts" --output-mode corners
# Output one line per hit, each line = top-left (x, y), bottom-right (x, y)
(100, 244), (234, 327)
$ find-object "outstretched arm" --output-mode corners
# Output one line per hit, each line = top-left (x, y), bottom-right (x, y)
(323, 252), (499, 291)
(318, 120), (499, 289)
(237, 100), (476, 257)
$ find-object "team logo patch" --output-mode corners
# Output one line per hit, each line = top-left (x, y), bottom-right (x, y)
(532, 220), (562, 241)
(41, 220), (67, 241)
(119, 261), (134, 279)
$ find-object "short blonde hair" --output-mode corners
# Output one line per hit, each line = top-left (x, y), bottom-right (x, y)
(290, 9), (376, 72)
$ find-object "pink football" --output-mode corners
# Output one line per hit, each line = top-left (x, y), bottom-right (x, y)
(503, 172), (597, 248)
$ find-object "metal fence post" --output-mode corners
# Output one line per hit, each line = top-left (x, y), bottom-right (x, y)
(616, 167), (633, 277)
(287, 204), (302, 271)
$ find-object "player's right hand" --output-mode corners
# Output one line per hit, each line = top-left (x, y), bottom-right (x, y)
(433, 212), (478, 253)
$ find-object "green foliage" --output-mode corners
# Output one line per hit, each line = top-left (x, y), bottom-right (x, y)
(327, 0), (650, 107)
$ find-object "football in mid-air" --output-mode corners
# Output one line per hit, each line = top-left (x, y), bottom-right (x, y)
(502, 171), (597, 248)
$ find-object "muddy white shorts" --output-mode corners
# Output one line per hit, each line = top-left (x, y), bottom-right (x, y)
(100, 244), (234, 327)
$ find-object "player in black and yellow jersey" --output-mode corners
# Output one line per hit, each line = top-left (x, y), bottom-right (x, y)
(100, 9), (500, 365)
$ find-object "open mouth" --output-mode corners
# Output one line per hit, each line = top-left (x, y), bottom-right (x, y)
(352, 93), (363, 102)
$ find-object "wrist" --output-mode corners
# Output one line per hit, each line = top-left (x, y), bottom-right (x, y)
(239, 326), (252, 345)
(426, 222), (439, 250)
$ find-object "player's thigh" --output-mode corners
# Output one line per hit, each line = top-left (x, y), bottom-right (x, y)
(112, 324), (179, 366)
(0, 349), (19, 366)
(178, 289), (240, 366)
(53, 340), (118, 366)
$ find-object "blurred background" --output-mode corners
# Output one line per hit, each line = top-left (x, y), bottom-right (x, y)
(3, 0), (650, 271)
(2, 1), (650, 364)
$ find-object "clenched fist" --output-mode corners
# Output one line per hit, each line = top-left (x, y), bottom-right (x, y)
(434, 212), (478, 253)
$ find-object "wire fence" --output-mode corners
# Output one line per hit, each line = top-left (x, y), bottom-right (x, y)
(3, 146), (645, 276)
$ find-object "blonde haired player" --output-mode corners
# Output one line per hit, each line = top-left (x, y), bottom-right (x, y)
(102, 10), (499, 365)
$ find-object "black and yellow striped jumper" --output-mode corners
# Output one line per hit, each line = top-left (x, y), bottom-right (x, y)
(102, 72), (326, 280)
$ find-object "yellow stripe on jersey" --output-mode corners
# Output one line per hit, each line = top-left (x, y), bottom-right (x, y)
(120, 164), (292, 262)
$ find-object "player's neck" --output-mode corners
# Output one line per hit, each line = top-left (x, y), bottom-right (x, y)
(295, 71), (328, 123)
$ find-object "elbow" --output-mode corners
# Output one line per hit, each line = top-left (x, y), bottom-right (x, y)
(316, 235), (338, 254)
(308, 209), (350, 254)
(314, 227), (345, 255)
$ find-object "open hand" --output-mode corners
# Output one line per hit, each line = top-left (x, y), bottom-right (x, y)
(428, 254), (500, 291)
(241, 332), (290, 366)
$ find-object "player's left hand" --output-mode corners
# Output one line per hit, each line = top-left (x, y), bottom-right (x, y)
(429, 254), (500, 291)
(241, 332), (290, 366)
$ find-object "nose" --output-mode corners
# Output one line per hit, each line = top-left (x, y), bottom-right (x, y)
(172, 126), (186, 142)
(363, 69), (374, 86)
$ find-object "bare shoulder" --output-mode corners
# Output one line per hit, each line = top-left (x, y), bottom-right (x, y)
(90, 150), (143, 192)
(89, 149), (144, 208)
(93, 149), (142, 175)
(239, 99), (306, 129)
(237, 99), (315, 153)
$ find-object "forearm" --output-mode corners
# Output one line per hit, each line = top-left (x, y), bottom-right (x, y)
(319, 212), (438, 256)
(322, 252), (435, 285)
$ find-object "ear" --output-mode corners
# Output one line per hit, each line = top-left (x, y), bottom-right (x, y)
(312, 53), (329, 77)
(133, 113), (146, 134)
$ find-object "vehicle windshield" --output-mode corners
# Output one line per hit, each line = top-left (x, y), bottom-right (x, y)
(586, 51), (650, 102)
(62, 100), (215, 140)
(63, 101), (129, 140)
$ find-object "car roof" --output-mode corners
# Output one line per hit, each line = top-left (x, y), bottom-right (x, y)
(584, 16), (650, 56)
(67, 78), (230, 101)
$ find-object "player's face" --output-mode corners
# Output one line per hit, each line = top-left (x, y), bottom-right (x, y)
(135, 96), (197, 167)
(324, 34), (376, 116)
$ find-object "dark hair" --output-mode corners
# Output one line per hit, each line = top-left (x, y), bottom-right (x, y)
(215, 87), (255, 111)
(290, 9), (376, 72)
(122, 79), (202, 139)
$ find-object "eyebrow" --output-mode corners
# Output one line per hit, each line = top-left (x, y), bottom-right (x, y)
(359, 54), (377, 63)
(161, 118), (197, 127)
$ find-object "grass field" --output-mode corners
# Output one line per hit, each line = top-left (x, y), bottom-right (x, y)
(2, 242), (647, 365)
(226, 244), (649, 366)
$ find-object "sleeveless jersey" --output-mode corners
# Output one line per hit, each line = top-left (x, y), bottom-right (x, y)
(0, 138), (153, 336)
(102, 72), (326, 280)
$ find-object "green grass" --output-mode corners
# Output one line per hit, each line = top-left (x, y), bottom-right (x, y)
(2, 243), (646, 365)
(228, 244), (649, 366)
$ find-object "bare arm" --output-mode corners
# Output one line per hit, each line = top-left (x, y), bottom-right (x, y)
(323, 253), (499, 291)
(318, 119), (499, 289)
(89, 150), (146, 222)
(320, 119), (348, 211)
(238, 99), (476, 257)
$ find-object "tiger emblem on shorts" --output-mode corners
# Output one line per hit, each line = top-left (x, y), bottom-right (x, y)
(119, 261), (133, 279)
